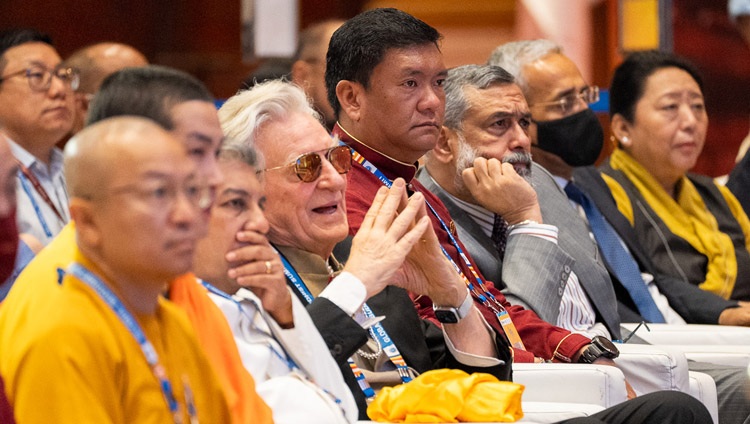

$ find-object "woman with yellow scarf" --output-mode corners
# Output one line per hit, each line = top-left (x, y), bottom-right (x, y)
(601, 50), (750, 301)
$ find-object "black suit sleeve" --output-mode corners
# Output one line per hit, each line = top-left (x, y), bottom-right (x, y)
(653, 273), (738, 324)
(369, 286), (512, 381)
(574, 166), (738, 325)
(727, 150), (750, 216)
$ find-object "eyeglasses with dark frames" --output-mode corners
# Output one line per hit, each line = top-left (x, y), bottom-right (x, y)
(0, 65), (80, 92)
(532, 86), (600, 115)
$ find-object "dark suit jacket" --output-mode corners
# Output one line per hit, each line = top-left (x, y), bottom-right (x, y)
(574, 166), (737, 324)
(278, 243), (512, 420)
(417, 165), (621, 340)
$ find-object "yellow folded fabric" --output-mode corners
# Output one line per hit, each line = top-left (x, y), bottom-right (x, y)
(367, 369), (524, 423)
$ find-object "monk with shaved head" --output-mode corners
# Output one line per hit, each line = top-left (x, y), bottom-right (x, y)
(61, 42), (148, 141)
(1, 65), (273, 424)
(1, 116), (231, 422)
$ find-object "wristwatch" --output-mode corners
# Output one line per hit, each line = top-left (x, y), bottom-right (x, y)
(433, 290), (473, 324)
(577, 336), (620, 363)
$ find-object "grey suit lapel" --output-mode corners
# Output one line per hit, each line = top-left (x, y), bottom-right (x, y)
(532, 163), (622, 338)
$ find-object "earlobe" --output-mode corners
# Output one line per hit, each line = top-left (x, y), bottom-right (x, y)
(336, 80), (361, 123)
(431, 127), (456, 164)
(610, 114), (631, 146)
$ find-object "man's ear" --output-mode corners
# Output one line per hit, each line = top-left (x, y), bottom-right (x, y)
(431, 126), (458, 165)
(290, 60), (310, 87)
(336, 80), (362, 123)
(69, 198), (102, 249)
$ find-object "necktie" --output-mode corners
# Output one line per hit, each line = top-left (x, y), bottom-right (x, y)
(564, 182), (666, 323)
(491, 214), (508, 257)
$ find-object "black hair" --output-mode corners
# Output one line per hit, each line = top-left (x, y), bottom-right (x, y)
(609, 50), (704, 123)
(86, 65), (213, 130)
(0, 28), (53, 69)
(324, 8), (441, 117)
(240, 58), (293, 90)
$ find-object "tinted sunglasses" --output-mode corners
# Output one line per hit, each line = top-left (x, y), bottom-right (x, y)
(259, 145), (352, 182)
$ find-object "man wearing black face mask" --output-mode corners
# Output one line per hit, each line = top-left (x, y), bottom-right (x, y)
(489, 42), (750, 424)
(488, 39), (750, 329)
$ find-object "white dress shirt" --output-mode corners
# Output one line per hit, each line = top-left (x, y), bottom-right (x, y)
(9, 140), (68, 246)
(448, 193), (611, 339)
(551, 175), (685, 325)
(208, 283), (357, 424)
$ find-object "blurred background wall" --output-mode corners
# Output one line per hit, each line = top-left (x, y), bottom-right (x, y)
(1, 0), (747, 176)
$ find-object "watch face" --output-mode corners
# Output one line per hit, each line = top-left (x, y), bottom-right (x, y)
(434, 309), (459, 324)
(593, 336), (619, 357)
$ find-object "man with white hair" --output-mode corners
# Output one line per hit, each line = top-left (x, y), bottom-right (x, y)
(192, 139), (358, 424)
(219, 79), (509, 420)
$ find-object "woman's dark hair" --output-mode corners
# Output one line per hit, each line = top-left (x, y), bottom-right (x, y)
(609, 50), (704, 123)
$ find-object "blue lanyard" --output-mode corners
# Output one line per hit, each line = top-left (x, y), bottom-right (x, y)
(346, 145), (509, 317)
(18, 172), (53, 238)
(68, 263), (194, 423)
(198, 279), (301, 372)
(274, 247), (412, 396)
(278, 252), (314, 304)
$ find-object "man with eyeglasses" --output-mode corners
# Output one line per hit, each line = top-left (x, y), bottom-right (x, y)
(417, 63), (622, 345)
(220, 79), (508, 421)
(1, 65), (274, 424)
(490, 40), (750, 424)
(489, 39), (750, 329)
(290, 19), (344, 130)
(0, 29), (78, 246)
(2, 116), (232, 422)
(192, 139), (359, 424)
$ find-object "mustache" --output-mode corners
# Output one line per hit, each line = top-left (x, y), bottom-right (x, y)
(501, 151), (532, 178)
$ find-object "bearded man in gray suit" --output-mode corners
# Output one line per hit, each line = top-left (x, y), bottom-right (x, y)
(417, 60), (750, 424)
(417, 64), (621, 341)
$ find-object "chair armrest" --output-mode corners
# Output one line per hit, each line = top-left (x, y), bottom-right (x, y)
(520, 402), (606, 423)
(675, 345), (750, 367)
(621, 323), (750, 345)
(513, 363), (628, 408)
(615, 343), (690, 394)
(688, 371), (719, 424)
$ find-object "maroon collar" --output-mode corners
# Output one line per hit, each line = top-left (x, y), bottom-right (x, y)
(333, 123), (419, 182)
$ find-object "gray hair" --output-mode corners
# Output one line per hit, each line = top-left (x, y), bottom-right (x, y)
(218, 79), (321, 160)
(443, 64), (516, 131)
(218, 142), (260, 168)
(487, 39), (561, 94)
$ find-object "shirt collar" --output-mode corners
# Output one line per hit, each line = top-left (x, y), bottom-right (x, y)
(552, 174), (569, 191)
(333, 122), (419, 182)
(7, 138), (36, 169)
(7, 138), (64, 175)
